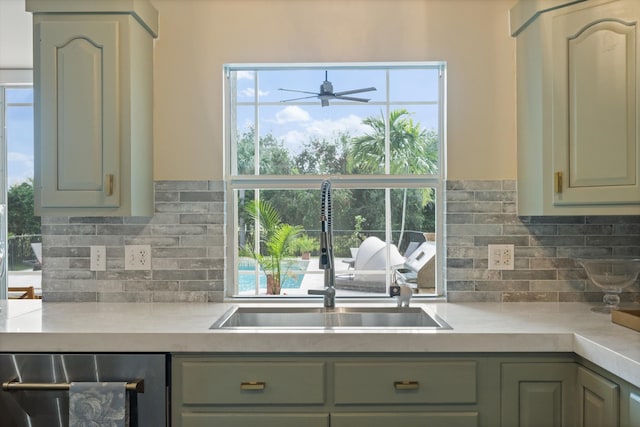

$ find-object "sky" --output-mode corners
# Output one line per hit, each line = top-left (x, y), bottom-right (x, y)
(5, 87), (34, 187)
(233, 66), (441, 155)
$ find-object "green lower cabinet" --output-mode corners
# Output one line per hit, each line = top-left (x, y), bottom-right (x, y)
(330, 412), (478, 427)
(576, 366), (619, 427)
(172, 355), (487, 427)
(181, 413), (329, 427)
(620, 387), (640, 427)
(501, 362), (577, 427)
(172, 354), (638, 427)
(333, 361), (477, 405)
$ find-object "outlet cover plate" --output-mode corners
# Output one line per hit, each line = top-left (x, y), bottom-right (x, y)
(125, 245), (152, 270)
(488, 244), (514, 270)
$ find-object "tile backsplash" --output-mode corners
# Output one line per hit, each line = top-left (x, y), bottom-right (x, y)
(40, 179), (640, 303)
(41, 181), (225, 302)
(446, 180), (640, 303)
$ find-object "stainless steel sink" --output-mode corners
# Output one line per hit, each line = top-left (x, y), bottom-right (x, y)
(210, 306), (452, 330)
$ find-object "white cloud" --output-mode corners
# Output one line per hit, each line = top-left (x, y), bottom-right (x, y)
(239, 87), (269, 98)
(273, 106), (311, 124)
(305, 114), (369, 138)
(7, 151), (34, 186)
(280, 114), (370, 151)
(236, 71), (254, 80)
(8, 151), (33, 168)
(281, 130), (309, 149)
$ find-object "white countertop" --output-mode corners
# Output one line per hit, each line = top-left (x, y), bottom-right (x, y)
(1, 300), (639, 388)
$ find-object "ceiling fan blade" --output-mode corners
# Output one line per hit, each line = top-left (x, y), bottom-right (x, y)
(334, 95), (371, 102)
(280, 95), (318, 102)
(333, 87), (376, 96)
(279, 88), (319, 95)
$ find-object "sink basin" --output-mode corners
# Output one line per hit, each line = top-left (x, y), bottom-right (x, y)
(210, 306), (452, 330)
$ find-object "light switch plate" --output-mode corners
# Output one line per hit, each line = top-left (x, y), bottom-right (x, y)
(90, 245), (106, 271)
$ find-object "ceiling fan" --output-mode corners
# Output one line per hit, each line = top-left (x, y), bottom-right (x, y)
(279, 71), (376, 107)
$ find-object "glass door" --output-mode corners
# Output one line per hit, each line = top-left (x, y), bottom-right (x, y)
(1, 86), (39, 299)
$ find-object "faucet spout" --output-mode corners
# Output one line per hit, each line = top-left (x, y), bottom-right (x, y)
(308, 180), (335, 308)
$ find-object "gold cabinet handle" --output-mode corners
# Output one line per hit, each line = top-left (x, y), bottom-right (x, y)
(106, 174), (114, 196)
(554, 171), (563, 194)
(240, 381), (266, 391)
(394, 380), (419, 390)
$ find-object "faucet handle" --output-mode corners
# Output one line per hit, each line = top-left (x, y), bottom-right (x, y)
(308, 287), (336, 308)
(396, 285), (413, 308)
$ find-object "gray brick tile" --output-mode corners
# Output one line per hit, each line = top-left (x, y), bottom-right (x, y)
(36, 179), (640, 303)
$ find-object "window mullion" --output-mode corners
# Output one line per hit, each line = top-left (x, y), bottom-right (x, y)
(253, 72), (260, 176)
(384, 70), (393, 285)
(252, 73), (261, 295)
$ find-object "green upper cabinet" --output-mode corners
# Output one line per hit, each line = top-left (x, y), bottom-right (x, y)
(511, 0), (640, 215)
(27, 0), (158, 216)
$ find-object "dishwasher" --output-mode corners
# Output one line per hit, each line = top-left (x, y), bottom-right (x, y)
(0, 353), (168, 427)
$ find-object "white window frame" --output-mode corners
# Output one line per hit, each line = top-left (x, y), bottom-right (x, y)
(224, 62), (446, 300)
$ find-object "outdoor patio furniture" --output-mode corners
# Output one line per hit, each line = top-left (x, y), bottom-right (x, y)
(8, 286), (39, 299)
(335, 237), (404, 293)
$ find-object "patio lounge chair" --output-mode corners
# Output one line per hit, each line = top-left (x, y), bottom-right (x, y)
(335, 237), (404, 293)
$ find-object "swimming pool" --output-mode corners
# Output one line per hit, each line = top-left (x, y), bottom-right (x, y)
(237, 260), (308, 293)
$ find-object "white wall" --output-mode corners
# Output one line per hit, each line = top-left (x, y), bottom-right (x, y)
(2, 0), (518, 181)
(0, 0), (32, 69)
(152, 0), (517, 181)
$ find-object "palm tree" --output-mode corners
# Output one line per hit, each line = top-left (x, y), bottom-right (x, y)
(241, 199), (303, 294)
(350, 109), (438, 245)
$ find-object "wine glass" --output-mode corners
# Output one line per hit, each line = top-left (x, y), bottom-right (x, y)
(577, 258), (640, 313)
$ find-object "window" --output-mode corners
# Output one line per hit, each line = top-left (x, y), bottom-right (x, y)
(225, 63), (445, 298)
(0, 86), (40, 299)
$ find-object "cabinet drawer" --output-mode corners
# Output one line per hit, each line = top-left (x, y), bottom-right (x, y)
(334, 361), (476, 404)
(182, 413), (329, 427)
(180, 361), (325, 405)
(331, 412), (478, 427)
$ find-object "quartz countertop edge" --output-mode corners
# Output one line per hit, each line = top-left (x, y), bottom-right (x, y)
(1, 301), (639, 388)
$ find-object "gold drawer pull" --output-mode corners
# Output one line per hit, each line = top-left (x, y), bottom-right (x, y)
(106, 174), (114, 196)
(394, 380), (419, 390)
(240, 381), (266, 391)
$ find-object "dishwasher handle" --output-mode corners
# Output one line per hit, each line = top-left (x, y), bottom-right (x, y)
(2, 378), (145, 393)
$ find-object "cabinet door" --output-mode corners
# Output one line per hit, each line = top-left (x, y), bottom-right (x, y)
(501, 362), (576, 427)
(576, 366), (619, 427)
(551, 0), (640, 206)
(181, 413), (329, 427)
(330, 412), (478, 427)
(37, 20), (120, 209)
(629, 390), (640, 427)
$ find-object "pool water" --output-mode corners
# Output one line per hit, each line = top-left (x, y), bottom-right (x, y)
(238, 260), (308, 293)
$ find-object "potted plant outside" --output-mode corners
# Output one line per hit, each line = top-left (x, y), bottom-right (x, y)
(241, 199), (303, 295)
(290, 234), (318, 260)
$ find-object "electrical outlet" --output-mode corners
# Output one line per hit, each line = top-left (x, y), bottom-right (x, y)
(488, 244), (515, 270)
(125, 245), (152, 270)
(90, 245), (106, 271)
